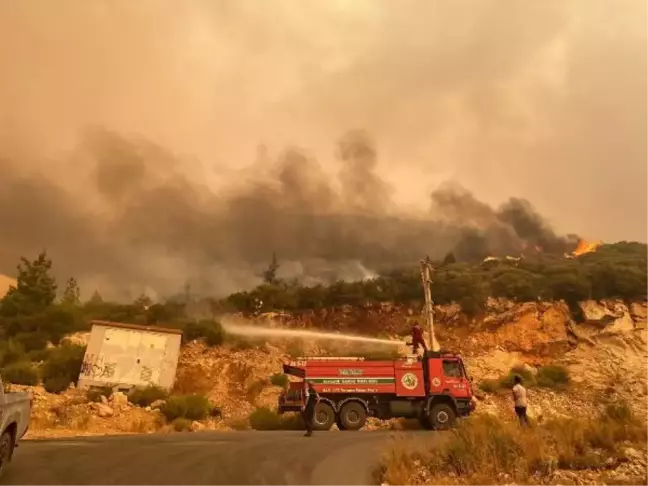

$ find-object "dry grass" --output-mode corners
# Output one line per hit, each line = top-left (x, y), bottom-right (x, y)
(377, 403), (647, 485)
(245, 378), (269, 403)
(127, 414), (165, 434)
(227, 417), (251, 431)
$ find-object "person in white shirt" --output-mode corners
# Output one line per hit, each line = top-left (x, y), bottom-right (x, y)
(512, 375), (529, 426)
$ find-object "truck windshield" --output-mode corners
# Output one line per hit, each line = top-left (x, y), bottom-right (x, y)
(442, 360), (463, 378)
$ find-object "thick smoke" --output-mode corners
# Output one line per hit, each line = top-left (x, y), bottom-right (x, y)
(0, 1), (645, 299)
(0, 128), (576, 300)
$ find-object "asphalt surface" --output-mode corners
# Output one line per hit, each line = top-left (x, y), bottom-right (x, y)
(2, 430), (434, 485)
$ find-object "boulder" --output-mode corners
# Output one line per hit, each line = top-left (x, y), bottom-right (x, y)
(630, 302), (647, 329)
(110, 391), (128, 411)
(150, 399), (166, 410)
(579, 300), (635, 334)
(94, 403), (114, 418)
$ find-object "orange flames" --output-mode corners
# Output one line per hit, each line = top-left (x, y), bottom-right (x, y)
(571, 239), (602, 257)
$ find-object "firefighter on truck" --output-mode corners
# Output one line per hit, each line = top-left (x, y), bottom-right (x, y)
(409, 321), (428, 355)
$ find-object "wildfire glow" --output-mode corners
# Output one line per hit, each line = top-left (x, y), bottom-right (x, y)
(572, 239), (602, 257)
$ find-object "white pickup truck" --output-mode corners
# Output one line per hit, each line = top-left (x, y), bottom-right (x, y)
(0, 375), (32, 477)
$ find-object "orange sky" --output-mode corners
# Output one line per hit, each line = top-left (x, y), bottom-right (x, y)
(0, 275), (16, 297)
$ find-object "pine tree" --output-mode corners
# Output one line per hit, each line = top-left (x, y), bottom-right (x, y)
(62, 277), (81, 305)
(262, 252), (280, 285)
(88, 290), (104, 305)
(0, 251), (57, 316)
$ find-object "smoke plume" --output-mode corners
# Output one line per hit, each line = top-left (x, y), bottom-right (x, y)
(0, 1), (645, 300)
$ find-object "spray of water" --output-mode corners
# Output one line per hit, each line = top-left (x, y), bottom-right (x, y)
(221, 320), (405, 346)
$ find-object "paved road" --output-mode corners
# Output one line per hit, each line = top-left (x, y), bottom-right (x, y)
(2, 431), (433, 485)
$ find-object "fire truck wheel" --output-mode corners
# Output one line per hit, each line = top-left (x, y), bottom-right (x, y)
(418, 414), (433, 430)
(313, 403), (335, 431)
(429, 403), (456, 430)
(338, 402), (367, 431)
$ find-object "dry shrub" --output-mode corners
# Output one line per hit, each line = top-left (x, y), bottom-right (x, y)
(481, 364), (570, 394)
(228, 417), (250, 431)
(478, 378), (501, 394)
(50, 404), (72, 427)
(499, 365), (536, 389)
(286, 341), (305, 359)
(161, 394), (212, 422)
(86, 386), (113, 403)
(48, 404), (92, 429)
(128, 385), (168, 407)
(434, 415), (552, 482)
(536, 364), (570, 389)
(174, 364), (213, 395)
(376, 438), (430, 486)
(389, 418), (423, 431)
(171, 417), (193, 432)
(128, 415), (164, 434)
(31, 412), (56, 430)
(226, 335), (262, 350)
(249, 407), (304, 431)
(269, 373), (289, 387)
(378, 403), (648, 485)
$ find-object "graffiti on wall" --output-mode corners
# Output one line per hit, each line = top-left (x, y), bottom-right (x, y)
(79, 327), (172, 387)
(81, 354), (117, 379)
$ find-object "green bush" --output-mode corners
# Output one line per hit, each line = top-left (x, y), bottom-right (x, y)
(500, 366), (535, 389)
(40, 343), (86, 394)
(182, 320), (224, 346)
(27, 347), (52, 363)
(43, 375), (71, 394)
(270, 374), (289, 387)
(478, 379), (500, 394)
(128, 385), (169, 407)
(2, 361), (39, 386)
(536, 365), (570, 388)
(86, 386), (114, 403)
(160, 394), (211, 422)
(0, 340), (27, 367)
(14, 332), (49, 352)
(249, 407), (304, 431)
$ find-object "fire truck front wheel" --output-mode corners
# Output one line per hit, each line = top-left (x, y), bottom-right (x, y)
(429, 403), (456, 430)
(337, 402), (367, 431)
(313, 403), (335, 431)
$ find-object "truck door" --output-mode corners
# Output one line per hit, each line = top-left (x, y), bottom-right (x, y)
(441, 359), (471, 398)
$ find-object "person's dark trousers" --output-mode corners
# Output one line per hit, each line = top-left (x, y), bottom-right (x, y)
(302, 406), (315, 436)
(515, 406), (529, 426)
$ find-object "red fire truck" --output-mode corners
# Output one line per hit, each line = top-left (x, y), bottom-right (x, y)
(277, 351), (475, 431)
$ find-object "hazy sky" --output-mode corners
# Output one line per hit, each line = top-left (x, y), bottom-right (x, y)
(0, 0), (645, 299)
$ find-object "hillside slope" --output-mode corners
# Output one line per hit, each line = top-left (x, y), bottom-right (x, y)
(20, 297), (647, 441)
